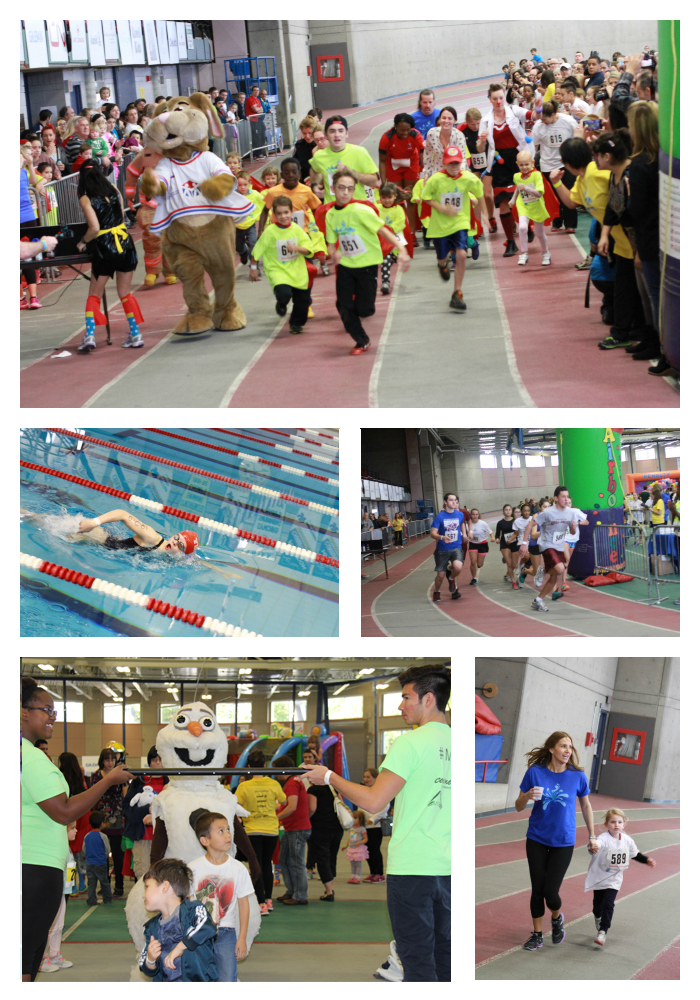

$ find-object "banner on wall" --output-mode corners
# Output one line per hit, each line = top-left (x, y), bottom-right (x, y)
(156, 20), (169, 64)
(102, 20), (120, 63)
(166, 21), (179, 63)
(87, 20), (106, 66)
(68, 20), (88, 62)
(176, 22), (188, 61)
(143, 20), (160, 64)
(116, 20), (132, 65)
(130, 20), (145, 63)
(24, 20), (49, 68)
(47, 19), (68, 63)
(185, 23), (195, 60)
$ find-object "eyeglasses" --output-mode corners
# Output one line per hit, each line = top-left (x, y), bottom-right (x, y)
(28, 704), (57, 720)
(334, 184), (355, 193)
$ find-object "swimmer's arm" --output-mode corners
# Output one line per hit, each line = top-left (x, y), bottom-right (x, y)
(78, 509), (161, 545)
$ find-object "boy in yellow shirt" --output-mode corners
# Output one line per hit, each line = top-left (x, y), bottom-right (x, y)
(235, 172), (265, 272)
(251, 195), (314, 335)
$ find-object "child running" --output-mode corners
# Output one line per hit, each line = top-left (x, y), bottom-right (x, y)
(139, 858), (217, 981)
(421, 146), (486, 311)
(585, 808), (656, 947)
(459, 108), (495, 228)
(234, 172), (264, 270)
(376, 182), (408, 294)
(189, 812), (254, 982)
(251, 195), (314, 335)
(509, 148), (551, 266)
(342, 810), (369, 884)
(261, 165), (281, 190)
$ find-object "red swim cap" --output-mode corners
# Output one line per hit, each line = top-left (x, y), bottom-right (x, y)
(179, 530), (199, 555)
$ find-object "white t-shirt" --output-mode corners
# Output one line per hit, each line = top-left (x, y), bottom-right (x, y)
(584, 830), (640, 892)
(188, 853), (255, 929)
(513, 516), (532, 545)
(469, 519), (492, 543)
(535, 505), (585, 551)
(565, 506), (586, 544)
(531, 115), (577, 171)
(151, 150), (255, 233)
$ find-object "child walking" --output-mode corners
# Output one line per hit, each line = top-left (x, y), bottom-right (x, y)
(188, 812), (254, 983)
(139, 858), (218, 981)
(343, 810), (369, 883)
(83, 811), (113, 907)
(509, 148), (551, 266)
(586, 808), (657, 947)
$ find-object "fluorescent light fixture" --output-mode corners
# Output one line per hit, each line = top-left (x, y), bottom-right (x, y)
(333, 684), (349, 696)
(297, 690), (311, 697)
(357, 668), (375, 676)
(37, 663), (54, 672)
(376, 683), (389, 690)
(116, 665), (130, 673)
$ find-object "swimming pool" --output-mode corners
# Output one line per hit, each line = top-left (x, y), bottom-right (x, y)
(20, 427), (339, 637)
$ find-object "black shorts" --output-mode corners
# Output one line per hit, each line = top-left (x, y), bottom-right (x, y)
(501, 540), (520, 553)
(469, 541), (489, 554)
(434, 548), (463, 573)
(528, 543), (541, 556)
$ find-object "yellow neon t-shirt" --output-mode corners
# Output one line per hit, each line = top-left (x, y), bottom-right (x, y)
(570, 162), (633, 258)
(310, 143), (378, 203)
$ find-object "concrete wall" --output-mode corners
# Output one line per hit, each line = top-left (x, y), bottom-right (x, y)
(308, 20), (657, 105)
(614, 657), (680, 801)
(247, 21), (315, 144)
(442, 450), (560, 515)
(282, 21), (315, 122)
(475, 658), (527, 784)
(208, 20), (248, 92)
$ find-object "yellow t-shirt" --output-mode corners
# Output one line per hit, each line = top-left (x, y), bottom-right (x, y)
(392, 517), (404, 531)
(236, 189), (265, 230)
(235, 776), (286, 835)
(651, 499), (665, 525)
(570, 162), (633, 258)
(543, 83), (556, 104)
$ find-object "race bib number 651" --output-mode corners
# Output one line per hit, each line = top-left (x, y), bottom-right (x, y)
(339, 234), (367, 257)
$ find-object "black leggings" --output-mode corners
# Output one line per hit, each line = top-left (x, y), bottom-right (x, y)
(21, 217), (38, 286)
(248, 834), (279, 903)
(593, 887), (618, 931)
(366, 826), (384, 875)
(22, 864), (64, 980)
(525, 838), (574, 918)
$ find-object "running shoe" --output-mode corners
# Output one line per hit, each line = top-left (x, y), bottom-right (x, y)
(561, 584), (569, 591)
(350, 341), (371, 355)
(373, 875), (386, 882)
(275, 301), (287, 317)
(527, 224), (534, 243)
(575, 254), (592, 270)
(122, 334), (144, 348)
(449, 290), (467, 311)
(471, 241), (480, 260)
(519, 569), (527, 584)
(432, 591), (442, 602)
(594, 929), (606, 947)
(552, 590), (563, 600)
(448, 575), (456, 593)
(29, 296), (42, 308)
(240, 251), (249, 265)
(598, 334), (632, 349)
(531, 597), (549, 612)
(289, 325), (304, 334)
(541, 252), (551, 266)
(20, 296), (28, 310)
(51, 954), (73, 968)
(503, 574), (510, 583)
(534, 566), (545, 588)
(363, 875), (376, 882)
(503, 240), (518, 257)
(523, 931), (543, 951)
(551, 913), (565, 944)
(518, 253), (529, 266)
(347, 877), (361, 884)
(438, 262), (451, 281)
(564, 228), (577, 234)
(259, 902), (270, 915)
(488, 218), (498, 234)
(451, 588), (462, 600)
(77, 335), (96, 353)
(321, 261), (330, 276)
(381, 281), (390, 295)
(469, 578), (478, 586)
(39, 957), (60, 973)
(648, 357), (676, 376)
(512, 581), (521, 589)
(266, 899), (274, 910)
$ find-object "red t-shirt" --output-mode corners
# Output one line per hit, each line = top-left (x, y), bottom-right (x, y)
(245, 96), (264, 118)
(280, 776), (311, 831)
(142, 775), (167, 841)
(378, 128), (425, 173)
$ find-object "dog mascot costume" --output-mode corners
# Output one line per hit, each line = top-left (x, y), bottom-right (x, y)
(141, 93), (254, 335)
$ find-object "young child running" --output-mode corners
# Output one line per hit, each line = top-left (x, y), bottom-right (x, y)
(251, 195), (314, 334)
(376, 182), (408, 294)
(234, 172), (264, 270)
(342, 810), (369, 884)
(189, 812), (254, 982)
(139, 858), (218, 981)
(585, 808), (656, 947)
(509, 148), (551, 266)
(421, 146), (486, 311)
(261, 165), (281, 190)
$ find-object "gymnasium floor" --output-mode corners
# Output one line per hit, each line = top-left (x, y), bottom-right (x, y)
(361, 516), (680, 638)
(476, 793), (680, 980)
(37, 843), (393, 982)
(20, 77), (679, 409)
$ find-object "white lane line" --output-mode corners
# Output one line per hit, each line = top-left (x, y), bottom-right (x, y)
(368, 266), (403, 408)
(424, 579), (488, 635)
(84, 328), (177, 407)
(219, 315), (289, 407)
(62, 904), (100, 939)
(483, 237), (536, 408)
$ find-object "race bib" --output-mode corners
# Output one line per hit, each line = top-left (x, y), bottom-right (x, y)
(395, 231), (407, 245)
(553, 529), (568, 544)
(364, 185), (375, 200)
(521, 187), (540, 204)
(338, 233), (367, 257)
(444, 528), (458, 543)
(440, 191), (463, 211)
(276, 239), (298, 263)
(391, 158), (412, 170)
(470, 151), (487, 170)
(547, 132), (565, 146)
(505, 531), (516, 543)
(292, 210), (306, 228)
(606, 847), (629, 870)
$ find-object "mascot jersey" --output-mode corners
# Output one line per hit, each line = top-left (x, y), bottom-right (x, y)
(151, 151), (255, 233)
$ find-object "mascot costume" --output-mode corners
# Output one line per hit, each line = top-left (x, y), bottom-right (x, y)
(125, 702), (262, 980)
(141, 93), (255, 335)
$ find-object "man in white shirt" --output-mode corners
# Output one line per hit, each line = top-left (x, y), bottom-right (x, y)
(523, 486), (584, 611)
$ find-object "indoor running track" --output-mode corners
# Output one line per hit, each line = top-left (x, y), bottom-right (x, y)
(361, 533), (679, 638)
(20, 76), (679, 409)
(475, 794), (680, 979)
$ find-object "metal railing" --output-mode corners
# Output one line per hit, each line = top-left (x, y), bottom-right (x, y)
(649, 522), (680, 604)
(475, 759), (509, 783)
(33, 150), (139, 228)
(360, 518), (431, 546)
(592, 522), (680, 605)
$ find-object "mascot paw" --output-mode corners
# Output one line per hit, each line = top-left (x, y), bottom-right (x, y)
(173, 313), (214, 336)
(141, 168), (166, 200)
(213, 304), (247, 331)
(198, 174), (235, 202)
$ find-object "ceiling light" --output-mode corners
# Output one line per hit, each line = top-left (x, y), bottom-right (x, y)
(116, 665), (130, 673)
(37, 663), (54, 672)
(201, 686), (212, 701)
(357, 668), (375, 676)
(376, 683), (389, 690)
(297, 689), (311, 697)
(333, 684), (349, 696)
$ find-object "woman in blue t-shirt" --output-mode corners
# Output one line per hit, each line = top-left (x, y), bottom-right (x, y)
(515, 731), (599, 952)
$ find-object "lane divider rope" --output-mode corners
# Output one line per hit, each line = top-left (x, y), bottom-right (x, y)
(19, 552), (262, 636)
(41, 429), (339, 507)
(209, 428), (339, 466)
(296, 429), (339, 442)
(259, 428), (339, 453)
(20, 461), (339, 568)
(145, 428), (339, 483)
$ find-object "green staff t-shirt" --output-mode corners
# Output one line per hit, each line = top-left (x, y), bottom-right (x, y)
(325, 202), (385, 268)
(310, 143), (378, 203)
(22, 737), (70, 870)
(380, 721), (451, 875)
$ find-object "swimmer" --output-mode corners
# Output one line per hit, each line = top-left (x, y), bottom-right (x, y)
(75, 509), (199, 554)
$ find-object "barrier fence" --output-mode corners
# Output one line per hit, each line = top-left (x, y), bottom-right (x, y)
(213, 112), (283, 164)
(592, 521), (680, 605)
(33, 150), (139, 229)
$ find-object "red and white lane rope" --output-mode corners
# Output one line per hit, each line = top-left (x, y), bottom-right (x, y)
(20, 552), (262, 636)
(210, 428), (339, 466)
(145, 428), (339, 483)
(20, 461), (339, 568)
(259, 428), (339, 453)
(42, 429), (339, 505)
(296, 429), (339, 442)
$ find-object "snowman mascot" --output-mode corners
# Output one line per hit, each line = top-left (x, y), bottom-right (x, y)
(125, 702), (262, 978)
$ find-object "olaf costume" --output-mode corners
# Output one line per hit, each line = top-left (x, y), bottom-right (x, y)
(125, 703), (261, 977)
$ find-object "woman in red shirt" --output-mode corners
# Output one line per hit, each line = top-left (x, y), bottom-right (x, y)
(379, 113), (424, 235)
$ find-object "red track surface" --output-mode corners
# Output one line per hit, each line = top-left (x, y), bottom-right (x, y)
(520, 576), (678, 630)
(632, 937), (680, 979)
(361, 542), (436, 636)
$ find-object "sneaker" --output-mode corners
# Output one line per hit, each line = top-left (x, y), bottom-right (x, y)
(438, 262), (451, 281)
(527, 225), (534, 243)
(275, 301), (287, 317)
(143, 273), (157, 287)
(519, 569), (527, 584)
(321, 261), (330, 276)
(561, 584), (569, 591)
(575, 254), (592, 270)
(503, 574), (510, 583)
(122, 334), (144, 348)
(564, 227), (577, 234)
(503, 240), (518, 257)
(541, 252), (551, 266)
(552, 590), (563, 600)
(29, 296), (42, 308)
(632, 344), (660, 361)
(471, 241), (480, 261)
(39, 956), (60, 973)
(469, 578), (478, 586)
(449, 290), (467, 311)
(489, 218), (498, 233)
(594, 929), (606, 947)
(531, 597), (549, 612)
(447, 575), (456, 594)
(77, 334), (96, 353)
(347, 877), (361, 884)
(266, 899), (274, 910)
(534, 566), (545, 588)
(240, 251), (249, 265)
(259, 902), (270, 915)
(51, 953), (74, 969)
(373, 875), (386, 882)
(381, 281), (390, 295)
(350, 340), (371, 355)
(552, 913), (565, 944)
(518, 253), (529, 266)
(363, 875), (376, 882)
(512, 581), (521, 589)
(599, 334), (632, 349)
(648, 357), (676, 376)
(523, 931), (543, 951)
(20, 296), (29, 310)
(451, 588), (462, 600)
(289, 324), (304, 335)
(432, 591), (442, 602)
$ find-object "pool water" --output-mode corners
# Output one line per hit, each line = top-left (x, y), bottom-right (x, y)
(20, 428), (339, 637)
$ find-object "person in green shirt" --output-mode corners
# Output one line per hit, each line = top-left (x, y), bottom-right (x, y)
(422, 146), (486, 311)
(251, 195), (315, 335)
(303, 664), (451, 982)
(21, 675), (135, 981)
(325, 167), (410, 354)
(309, 115), (380, 203)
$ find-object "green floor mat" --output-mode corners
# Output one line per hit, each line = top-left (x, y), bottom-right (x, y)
(577, 575), (680, 606)
(63, 895), (131, 942)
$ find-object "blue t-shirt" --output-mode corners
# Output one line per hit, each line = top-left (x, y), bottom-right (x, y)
(532, 54), (544, 64)
(431, 510), (465, 551)
(20, 168), (35, 223)
(412, 108), (441, 139)
(520, 764), (590, 847)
